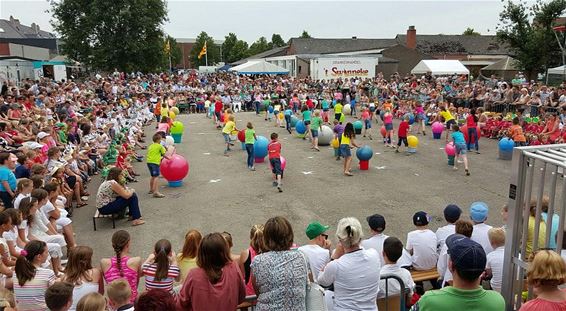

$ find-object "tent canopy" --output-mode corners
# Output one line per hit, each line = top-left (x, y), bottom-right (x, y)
(548, 65), (566, 75)
(481, 56), (519, 72)
(411, 60), (469, 75)
(229, 60), (289, 75)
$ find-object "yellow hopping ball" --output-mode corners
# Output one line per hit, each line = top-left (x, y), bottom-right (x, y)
(278, 112), (284, 120)
(331, 137), (340, 148)
(172, 107), (180, 115)
(407, 135), (419, 148)
(169, 111), (176, 120)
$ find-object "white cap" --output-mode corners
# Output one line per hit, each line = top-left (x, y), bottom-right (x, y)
(37, 132), (50, 140)
(22, 141), (43, 149)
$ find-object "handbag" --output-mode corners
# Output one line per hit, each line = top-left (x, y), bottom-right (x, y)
(300, 251), (328, 311)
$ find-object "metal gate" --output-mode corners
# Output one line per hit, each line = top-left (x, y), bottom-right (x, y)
(502, 144), (566, 310)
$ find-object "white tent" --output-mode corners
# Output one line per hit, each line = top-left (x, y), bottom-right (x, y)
(411, 60), (470, 75)
(547, 65), (566, 75)
(229, 60), (289, 75)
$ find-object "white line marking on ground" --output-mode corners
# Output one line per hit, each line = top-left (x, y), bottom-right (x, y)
(375, 166), (386, 170)
(302, 171), (313, 175)
(209, 179), (221, 183)
(203, 153), (211, 155)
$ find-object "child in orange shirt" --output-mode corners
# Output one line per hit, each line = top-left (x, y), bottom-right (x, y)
(508, 117), (526, 147)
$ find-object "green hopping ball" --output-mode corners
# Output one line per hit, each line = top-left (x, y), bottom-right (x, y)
(340, 113), (345, 123)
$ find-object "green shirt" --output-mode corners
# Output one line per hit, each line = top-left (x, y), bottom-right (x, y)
(245, 129), (256, 144)
(311, 117), (322, 130)
(146, 142), (166, 165)
(410, 286), (505, 311)
(302, 110), (312, 122)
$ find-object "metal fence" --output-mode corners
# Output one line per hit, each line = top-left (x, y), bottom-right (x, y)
(502, 144), (566, 310)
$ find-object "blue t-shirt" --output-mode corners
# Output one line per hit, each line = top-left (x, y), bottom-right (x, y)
(0, 166), (16, 192)
(452, 131), (466, 145)
(15, 165), (30, 179)
(284, 108), (292, 116)
(322, 100), (330, 110)
(302, 110), (312, 122)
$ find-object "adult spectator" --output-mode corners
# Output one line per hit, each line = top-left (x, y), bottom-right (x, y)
(251, 216), (307, 311)
(137, 289), (176, 311)
(0, 152), (17, 209)
(13, 240), (56, 311)
(469, 202), (493, 254)
(176, 232), (245, 311)
(60, 246), (103, 311)
(107, 279), (134, 311)
(101, 230), (141, 303)
(318, 217), (380, 311)
(411, 234), (505, 310)
(76, 292), (106, 311)
(96, 167), (145, 226)
(45, 282), (74, 311)
(377, 236), (415, 300)
(519, 250), (566, 310)
(238, 224), (264, 296)
(435, 204), (461, 252)
(176, 229), (202, 283)
(298, 221), (331, 280)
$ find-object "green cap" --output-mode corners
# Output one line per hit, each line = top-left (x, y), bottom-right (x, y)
(306, 221), (329, 240)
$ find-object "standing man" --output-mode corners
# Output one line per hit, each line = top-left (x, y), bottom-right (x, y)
(0, 152), (17, 209)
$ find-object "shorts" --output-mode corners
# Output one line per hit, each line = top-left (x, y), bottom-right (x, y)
(311, 129), (319, 137)
(339, 144), (351, 157)
(335, 113), (342, 121)
(147, 163), (160, 177)
(446, 119), (456, 129)
(385, 123), (394, 131)
(304, 120), (311, 126)
(417, 112), (426, 121)
(214, 111), (221, 120)
(455, 143), (467, 155)
(270, 158), (283, 175)
(369, 106), (376, 112)
(364, 119), (372, 129)
(223, 133), (231, 143)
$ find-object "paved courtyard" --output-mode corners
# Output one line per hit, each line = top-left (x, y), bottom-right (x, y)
(75, 112), (513, 262)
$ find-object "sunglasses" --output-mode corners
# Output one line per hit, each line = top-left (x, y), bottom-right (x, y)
(321, 234), (329, 240)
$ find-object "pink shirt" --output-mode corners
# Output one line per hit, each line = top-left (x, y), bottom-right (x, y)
(361, 111), (370, 121)
(104, 256), (139, 302)
(519, 292), (566, 311)
(157, 123), (170, 133)
(176, 261), (245, 311)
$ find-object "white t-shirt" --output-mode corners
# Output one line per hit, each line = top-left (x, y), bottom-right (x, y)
(13, 193), (30, 210)
(471, 223), (494, 254)
(435, 224), (455, 253)
(377, 264), (414, 299)
(298, 244), (330, 280)
(406, 229), (438, 270)
(361, 233), (388, 266)
(486, 246), (505, 292)
(318, 249), (380, 311)
(436, 243), (452, 285)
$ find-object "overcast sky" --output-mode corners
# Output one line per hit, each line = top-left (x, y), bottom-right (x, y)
(1, 0), (531, 43)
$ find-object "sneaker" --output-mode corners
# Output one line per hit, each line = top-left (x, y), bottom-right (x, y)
(466, 169), (470, 176)
(395, 149), (400, 153)
(336, 157), (341, 161)
(153, 193), (165, 198)
(278, 186), (283, 192)
(250, 167), (256, 171)
(476, 151), (480, 154)
(147, 190), (154, 194)
(453, 167), (458, 171)
(272, 181), (278, 187)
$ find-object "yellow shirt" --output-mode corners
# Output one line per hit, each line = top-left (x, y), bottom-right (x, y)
(335, 103), (343, 114)
(176, 255), (198, 283)
(526, 216), (547, 259)
(161, 107), (169, 117)
(341, 133), (351, 145)
(146, 143), (166, 165)
(222, 121), (236, 134)
(440, 110), (454, 122)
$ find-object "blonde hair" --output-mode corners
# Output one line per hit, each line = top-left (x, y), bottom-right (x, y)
(76, 292), (106, 311)
(488, 227), (505, 247)
(314, 110), (320, 117)
(527, 250), (566, 287)
(336, 217), (363, 249)
(249, 224), (265, 253)
(0, 288), (15, 308)
(107, 279), (131, 305)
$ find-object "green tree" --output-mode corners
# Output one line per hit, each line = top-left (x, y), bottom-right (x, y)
(270, 33), (286, 48)
(248, 36), (270, 56)
(497, 0), (566, 79)
(300, 30), (312, 38)
(165, 35), (182, 69)
(51, 0), (168, 72)
(190, 31), (220, 67)
(463, 27), (480, 35)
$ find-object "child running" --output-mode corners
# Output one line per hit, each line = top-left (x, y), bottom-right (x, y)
(147, 133), (168, 198)
(245, 122), (257, 171)
(396, 115), (410, 153)
(340, 122), (360, 176)
(383, 108), (394, 147)
(361, 107), (373, 140)
(222, 115), (238, 156)
(302, 105), (312, 141)
(451, 125), (470, 176)
(284, 105), (293, 134)
(267, 133), (284, 192)
(333, 119), (345, 161)
(310, 110), (323, 151)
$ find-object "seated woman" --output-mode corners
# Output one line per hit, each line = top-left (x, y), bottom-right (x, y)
(541, 113), (561, 144)
(95, 167), (144, 226)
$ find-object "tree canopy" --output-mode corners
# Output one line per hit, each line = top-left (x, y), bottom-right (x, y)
(51, 0), (168, 72)
(300, 30), (312, 38)
(462, 27), (480, 35)
(497, 0), (566, 78)
(270, 34), (286, 48)
(222, 33), (250, 63)
(190, 32), (221, 67)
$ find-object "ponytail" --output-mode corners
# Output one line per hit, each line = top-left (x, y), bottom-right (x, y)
(111, 230), (130, 277)
(153, 239), (171, 281)
(15, 240), (46, 286)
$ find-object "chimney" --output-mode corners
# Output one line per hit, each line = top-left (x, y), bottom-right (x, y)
(31, 23), (39, 34)
(407, 25), (416, 49)
(352, 36), (357, 39)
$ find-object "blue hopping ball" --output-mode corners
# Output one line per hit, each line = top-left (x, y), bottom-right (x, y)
(254, 136), (269, 158)
(356, 145), (374, 161)
(290, 116), (299, 128)
(296, 120), (306, 134)
(498, 137), (514, 152)
(268, 106), (274, 113)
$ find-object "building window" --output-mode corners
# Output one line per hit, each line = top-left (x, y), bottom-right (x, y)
(298, 65), (302, 73)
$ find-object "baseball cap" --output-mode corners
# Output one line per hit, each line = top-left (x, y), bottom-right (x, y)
(446, 234), (486, 275)
(366, 214), (386, 232)
(305, 221), (329, 240)
(22, 141), (43, 150)
(413, 211), (430, 226)
(444, 204), (462, 223)
(37, 132), (50, 140)
(470, 202), (489, 222)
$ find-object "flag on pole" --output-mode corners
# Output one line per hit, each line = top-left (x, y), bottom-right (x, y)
(164, 40), (171, 55)
(198, 41), (207, 59)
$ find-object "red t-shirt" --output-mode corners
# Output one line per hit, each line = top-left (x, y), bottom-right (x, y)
(214, 101), (223, 113)
(398, 121), (409, 137)
(268, 140), (281, 159)
(466, 114), (477, 127)
(306, 99), (314, 109)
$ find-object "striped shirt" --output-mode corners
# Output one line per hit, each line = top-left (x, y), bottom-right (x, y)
(142, 262), (180, 293)
(13, 267), (56, 311)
